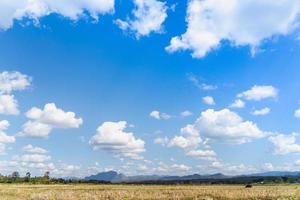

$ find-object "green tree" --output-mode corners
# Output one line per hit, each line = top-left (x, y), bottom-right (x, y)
(12, 171), (20, 178)
(25, 172), (31, 182)
(44, 171), (50, 179)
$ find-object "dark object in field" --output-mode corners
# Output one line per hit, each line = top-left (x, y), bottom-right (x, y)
(245, 184), (252, 188)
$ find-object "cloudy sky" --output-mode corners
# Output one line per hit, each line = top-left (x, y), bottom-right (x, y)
(0, 0), (300, 177)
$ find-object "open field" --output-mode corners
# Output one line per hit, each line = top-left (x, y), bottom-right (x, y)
(0, 184), (300, 200)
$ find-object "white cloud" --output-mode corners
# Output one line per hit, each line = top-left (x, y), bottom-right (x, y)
(198, 161), (260, 175)
(0, 159), (85, 177)
(149, 110), (171, 120)
(13, 154), (51, 163)
(141, 162), (193, 175)
(194, 109), (265, 144)
(167, 124), (216, 160)
(89, 121), (145, 159)
(26, 103), (83, 128)
(237, 85), (278, 101)
(0, 71), (31, 94)
(115, 0), (167, 37)
(0, 0), (115, 30)
(0, 95), (19, 115)
(19, 103), (82, 138)
(229, 99), (245, 109)
(0, 120), (15, 155)
(0, 120), (15, 144)
(251, 107), (271, 116)
(262, 163), (274, 171)
(149, 110), (160, 119)
(23, 144), (48, 154)
(166, 0), (300, 58)
(202, 96), (215, 105)
(0, 71), (31, 116)
(294, 109), (300, 118)
(188, 74), (217, 91)
(181, 110), (193, 117)
(169, 124), (201, 149)
(294, 160), (300, 166)
(20, 121), (52, 138)
(185, 149), (216, 160)
(170, 164), (191, 172)
(154, 137), (169, 146)
(128, 161), (194, 176)
(160, 113), (171, 120)
(26, 162), (55, 171)
(0, 143), (6, 155)
(269, 133), (300, 155)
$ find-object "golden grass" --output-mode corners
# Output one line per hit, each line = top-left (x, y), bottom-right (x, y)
(0, 184), (299, 200)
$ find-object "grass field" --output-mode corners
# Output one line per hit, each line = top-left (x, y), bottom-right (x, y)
(0, 184), (299, 200)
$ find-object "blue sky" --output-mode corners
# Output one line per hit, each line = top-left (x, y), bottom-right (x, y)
(0, 0), (300, 177)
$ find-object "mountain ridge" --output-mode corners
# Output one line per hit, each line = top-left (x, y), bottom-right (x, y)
(83, 170), (300, 183)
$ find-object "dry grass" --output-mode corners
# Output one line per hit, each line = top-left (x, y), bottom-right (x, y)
(0, 184), (299, 200)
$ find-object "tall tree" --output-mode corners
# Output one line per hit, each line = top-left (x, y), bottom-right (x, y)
(44, 171), (50, 179)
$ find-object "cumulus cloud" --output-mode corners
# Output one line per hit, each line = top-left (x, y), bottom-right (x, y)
(89, 121), (145, 159)
(294, 109), (300, 118)
(251, 107), (271, 116)
(26, 162), (55, 171)
(166, 0), (300, 58)
(0, 120), (15, 155)
(0, 95), (19, 115)
(202, 96), (215, 105)
(56, 164), (81, 176)
(115, 0), (168, 37)
(229, 99), (245, 109)
(170, 164), (191, 172)
(149, 110), (160, 119)
(0, 143), (6, 155)
(13, 154), (51, 163)
(185, 149), (216, 160)
(19, 103), (82, 138)
(131, 161), (193, 175)
(20, 121), (52, 138)
(269, 133), (300, 155)
(0, 0), (115, 30)
(0, 120), (16, 144)
(237, 85), (278, 101)
(26, 103), (83, 128)
(194, 109), (265, 144)
(180, 110), (193, 117)
(0, 71), (32, 115)
(23, 144), (48, 154)
(0, 159), (83, 177)
(198, 161), (260, 175)
(166, 124), (216, 160)
(169, 124), (202, 149)
(0, 71), (31, 94)
(149, 110), (171, 120)
(154, 137), (169, 146)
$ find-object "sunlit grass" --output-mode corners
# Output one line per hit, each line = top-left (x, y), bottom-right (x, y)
(0, 184), (299, 199)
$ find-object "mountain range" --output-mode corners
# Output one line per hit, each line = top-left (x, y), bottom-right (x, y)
(84, 170), (300, 183)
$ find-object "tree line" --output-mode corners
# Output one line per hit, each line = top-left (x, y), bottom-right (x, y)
(1, 171), (300, 185)
(0, 171), (109, 184)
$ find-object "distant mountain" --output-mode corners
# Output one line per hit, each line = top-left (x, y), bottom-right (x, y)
(204, 173), (229, 179)
(250, 171), (300, 177)
(85, 171), (126, 182)
(125, 175), (165, 182)
(84, 171), (230, 183)
(159, 173), (228, 181)
(84, 170), (300, 183)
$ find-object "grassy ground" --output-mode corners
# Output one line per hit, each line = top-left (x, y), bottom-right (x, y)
(0, 184), (299, 200)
